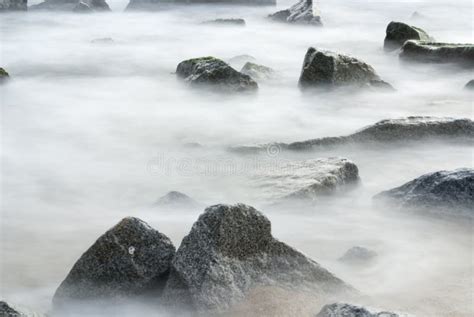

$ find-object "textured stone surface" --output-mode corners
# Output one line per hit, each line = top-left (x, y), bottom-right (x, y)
(338, 246), (377, 263)
(316, 303), (399, 317)
(0, 0), (27, 11)
(269, 0), (322, 26)
(399, 40), (474, 66)
(374, 168), (473, 215)
(384, 21), (432, 51)
(163, 204), (353, 313)
(53, 217), (175, 309)
(31, 0), (110, 12)
(0, 301), (23, 317)
(240, 62), (275, 80)
(202, 18), (246, 26)
(176, 56), (258, 92)
(298, 48), (390, 90)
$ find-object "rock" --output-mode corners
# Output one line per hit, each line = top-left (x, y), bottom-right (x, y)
(252, 158), (360, 201)
(30, 0), (110, 12)
(410, 11), (425, 20)
(241, 62), (275, 81)
(227, 54), (257, 69)
(52, 217), (175, 310)
(384, 21), (432, 51)
(298, 48), (392, 90)
(91, 37), (114, 44)
(163, 204), (353, 313)
(202, 18), (246, 26)
(338, 246), (377, 263)
(399, 40), (474, 67)
(176, 56), (258, 92)
(374, 168), (474, 216)
(269, 0), (322, 26)
(0, 67), (10, 83)
(316, 303), (399, 317)
(0, 0), (27, 11)
(0, 301), (23, 317)
(464, 79), (474, 90)
(154, 191), (199, 208)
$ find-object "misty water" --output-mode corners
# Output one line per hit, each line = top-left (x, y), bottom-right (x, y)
(1, 0), (473, 316)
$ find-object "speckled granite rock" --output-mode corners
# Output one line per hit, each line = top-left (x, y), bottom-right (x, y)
(316, 303), (399, 317)
(163, 204), (353, 313)
(384, 21), (432, 51)
(269, 0), (322, 26)
(399, 40), (474, 66)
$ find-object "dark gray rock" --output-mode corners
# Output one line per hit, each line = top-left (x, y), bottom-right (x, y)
(464, 79), (474, 90)
(154, 191), (199, 208)
(0, 67), (9, 83)
(298, 48), (392, 90)
(269, 0), (322, 26)
(384, 21), (432, 51)
(399, 40), (474, 67)
(163, 204), (353, 313)
(374, 168), (474, 216)
(338, 246), (378, 263)
(52, 217), (175, 310)
(0, 301), (23, 317)
(202, 18), (246, 26)
(316, 303), (399, 317)
(0, 0), (27, 11)
(241, 62), (275, 81)
(176, 56), (258, 92)
(30, 0), (110, 12)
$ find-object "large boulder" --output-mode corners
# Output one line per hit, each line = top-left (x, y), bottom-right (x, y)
(374, 168), (473, 216)
(316, 303), (399, 317)
(0, 67), (9, 83)
(399, 40), (474, 67)
(269, 0), (322, 26)
(240, 62), (275, 81)
(384, 21), (432, 51)
(30, 0), (110, 12)
(298, 48), (392, 90)
(52, 217), (175, 310)
(176, 56), (258, 92)
(163, 204), (353, 313)
(0, 0), (27, 11)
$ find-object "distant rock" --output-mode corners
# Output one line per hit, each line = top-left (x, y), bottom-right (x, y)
(338, 246), (377, 263)
(154, 191), (199, 208)
(316, 303), (399, 317)
(0, 67), (9, 83)
(298, 48), (393, 90)
(202, 18), (246, 26)
(464, 79), (474, 90)
(53, 217), (175, 310)
(163, 204), (353, 312)
(176, 56), (258, 92)
(269, 0), (322, 26)
(399, 40), (474, 67)
(241, 62), (275, 81)
(227, 54), (257, 69)
(91, 37), (114, 44)
(374, 168), (474, 216)
(410, 11), (425, 20)
(384, 21), (432, 51)
(30, 0), (110, 12)
(0, 0), (27, 11)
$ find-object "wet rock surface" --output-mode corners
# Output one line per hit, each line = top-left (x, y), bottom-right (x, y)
(163, 204), (353, 312)
(176, 56), (258, 92)
(269, 0), (322, 26)
(52, 217), (175, 309)
(298, 48), (391, 90)
(399, 40), (474, 66)
(240, 62), (275, 81)
(374, 168), (474, 216)
(0, 0), (27, 11)
(316, 303), (399, 317)
(384, 21), (432, 51)
(31, 0), (110, 12)
(338, 247), (378, 263)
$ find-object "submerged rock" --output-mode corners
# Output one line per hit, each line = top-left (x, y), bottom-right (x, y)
(31, 0), (110, 12)
(53, 217), (175, 309)
(298, 48), (392, 90)
(338, 246), (378, 263)
(384, 21), (432, 51)
(202, 18), (246, 26)
(241, 62), (275, 81)
(0, 0), (27, 11)
(163, 204), (353, 312)
(399, 40), (474, 66)
(0, 67), (9, 83)
(154, 191), (199, 208)
(316, 303), (399, 317)
(176, 56), (258, 92)
(374, 168), (474, 216)
(269, 0), (322, 26)
(464, 79), (474, 90)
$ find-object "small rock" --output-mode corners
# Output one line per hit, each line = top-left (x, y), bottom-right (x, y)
(338, 246), (378, 263)
(464, 79), (474, 90)
(269, 0), (322, 26)
(374, 168), (474, 216)
(399, 40), (474, 67)
(0, 67), (10, 83)
(0, 0), (27, 11)
(202, 18), (246, 26)
(241, 62), (275, 81)
(52, 217), (175, 310)
(384, 21), (433, 51)
(316, 303), (399, 317)
(176, 56), (258, 92)
(154, 191), (199, 208)
(163, 204), (353, 312)
(298, 47), (392, 90)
